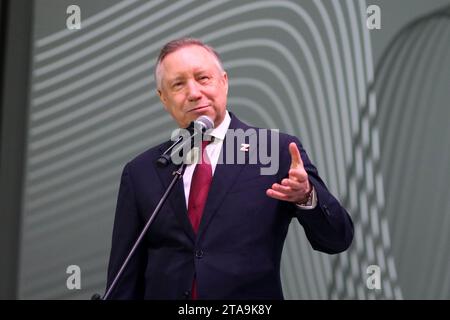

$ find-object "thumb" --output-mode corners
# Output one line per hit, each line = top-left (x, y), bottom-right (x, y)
(289, 142), (303, 169)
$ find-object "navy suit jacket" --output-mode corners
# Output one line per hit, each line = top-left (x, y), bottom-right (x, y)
(106, 113), (353, 299)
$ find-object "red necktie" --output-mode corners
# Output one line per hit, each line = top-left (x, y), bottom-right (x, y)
(188, 140), (212, 299)
(188, 140), (212, 233)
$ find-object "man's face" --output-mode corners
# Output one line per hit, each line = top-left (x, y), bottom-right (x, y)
(157, 45), (228, 128)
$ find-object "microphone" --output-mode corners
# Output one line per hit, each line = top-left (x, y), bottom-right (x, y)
(156, 115), (214, 167)
(193, 114), (214, 132)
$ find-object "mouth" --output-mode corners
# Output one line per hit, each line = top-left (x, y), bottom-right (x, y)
(188, 105), (210, 113)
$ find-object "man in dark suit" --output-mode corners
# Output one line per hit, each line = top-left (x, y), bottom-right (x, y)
(106, 38), (353, 300)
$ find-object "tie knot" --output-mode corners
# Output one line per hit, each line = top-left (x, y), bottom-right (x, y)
(201, 137), (213, 149)
(199, 138), (212, 164)
(201, 140), (210, 149)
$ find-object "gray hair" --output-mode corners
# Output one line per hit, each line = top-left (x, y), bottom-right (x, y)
(154, 38), (224, 90)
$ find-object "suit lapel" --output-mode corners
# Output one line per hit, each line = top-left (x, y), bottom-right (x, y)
(196, 114), (255, 240)
(155, 143), (196, 243)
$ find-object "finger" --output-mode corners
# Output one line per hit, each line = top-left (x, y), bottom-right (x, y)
(266, 188), (292, 201)
(281, 178), (302, 190)
(289, 142), (303, 169)
(281, 178), (311, 198)
(289, 168), (308, 183)
(271, 183), (293, 194)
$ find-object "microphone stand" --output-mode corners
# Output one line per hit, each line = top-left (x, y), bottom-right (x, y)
(98, 163), (187, 300)
(93, 117), (212, 300)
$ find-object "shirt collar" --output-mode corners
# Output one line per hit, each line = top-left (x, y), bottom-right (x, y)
(206, 110), (231, 142)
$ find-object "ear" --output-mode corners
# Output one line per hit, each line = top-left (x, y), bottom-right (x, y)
(157, 89), (168, 110)
(222, 72), (228, 95)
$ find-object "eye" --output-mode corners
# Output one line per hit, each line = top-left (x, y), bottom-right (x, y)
(199, 75), (210, 82)
(172, 81), (183, 89)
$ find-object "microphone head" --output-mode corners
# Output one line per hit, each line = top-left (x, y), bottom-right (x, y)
(194, 115), (214, 132)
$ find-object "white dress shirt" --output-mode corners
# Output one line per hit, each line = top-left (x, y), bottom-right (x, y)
(183, 111), (231, 207)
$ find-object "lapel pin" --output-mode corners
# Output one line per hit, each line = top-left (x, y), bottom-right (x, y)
(240, 143), (250, 152)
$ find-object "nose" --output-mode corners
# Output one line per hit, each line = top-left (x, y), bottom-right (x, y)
(187, 80), (202, 101)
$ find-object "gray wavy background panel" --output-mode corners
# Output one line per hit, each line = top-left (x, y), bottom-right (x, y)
(375, 8), (450, 299)
(18, 0), (450, 299)
(20, 0), (397, 300)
